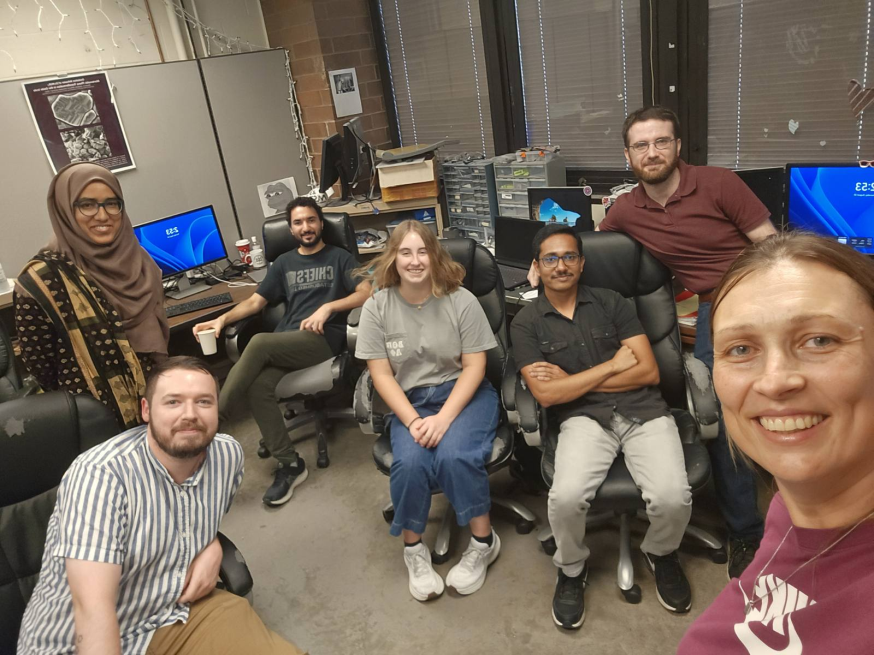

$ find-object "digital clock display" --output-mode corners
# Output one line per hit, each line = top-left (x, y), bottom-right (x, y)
(855, 182), (874, 193)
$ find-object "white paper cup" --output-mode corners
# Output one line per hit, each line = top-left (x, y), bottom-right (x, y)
(197, 328), (217, 356)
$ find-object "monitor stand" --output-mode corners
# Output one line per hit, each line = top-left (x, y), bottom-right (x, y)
(166, 274), (210, 300)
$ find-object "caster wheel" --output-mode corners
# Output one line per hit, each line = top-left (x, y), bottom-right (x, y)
(710, 546), (728, 564)
(257, 441), (270, 459)
(622, 584), (642, 604)
(317, 454), (330, 469)
(284, 409), (296, 420)
(516, 519), (535, 535)
(541, 537), (557, 556)
(382, 507), (395, 524)
(431, 551), (450, 565)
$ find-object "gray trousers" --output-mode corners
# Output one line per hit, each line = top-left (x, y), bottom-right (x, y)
(218, 330), (334, 465)
(548, 413), (692, 577)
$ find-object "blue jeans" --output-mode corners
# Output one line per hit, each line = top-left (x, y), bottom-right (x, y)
(388, 378), (499, 537)
(695, 301), (764, 541)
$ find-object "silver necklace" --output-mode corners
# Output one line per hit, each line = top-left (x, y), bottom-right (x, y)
(744, 507), (874, 615)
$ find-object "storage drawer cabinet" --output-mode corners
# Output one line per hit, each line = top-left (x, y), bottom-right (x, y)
(441, 158), (499, 245)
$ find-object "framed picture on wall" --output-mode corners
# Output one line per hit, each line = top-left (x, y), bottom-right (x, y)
(328, 67), (362, 118)
(22, 71), (135, 173)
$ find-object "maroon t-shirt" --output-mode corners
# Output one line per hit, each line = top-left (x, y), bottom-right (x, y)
(599, 161), (770, 293)
(678, 493), (874, 655)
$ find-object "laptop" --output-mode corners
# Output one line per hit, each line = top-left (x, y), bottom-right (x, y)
(494, 216), (545, 290)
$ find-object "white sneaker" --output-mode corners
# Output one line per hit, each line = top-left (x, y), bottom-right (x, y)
(446, 530), (501, 595)
(403, 542), (445, 602)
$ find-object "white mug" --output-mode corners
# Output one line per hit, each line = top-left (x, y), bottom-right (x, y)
(250, 248), (266, 269)
(197, 328), (217, 356)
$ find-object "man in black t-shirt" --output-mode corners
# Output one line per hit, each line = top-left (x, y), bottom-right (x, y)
(510, 224), (692, 630)
(193, 197), (369, 506)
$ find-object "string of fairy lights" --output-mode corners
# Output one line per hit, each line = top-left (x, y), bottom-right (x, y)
(0, 0), (318, 190)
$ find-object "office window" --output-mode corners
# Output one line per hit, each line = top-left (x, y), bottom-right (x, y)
(709, 0), (874, 168)
(378, 0), (494, 156)
(514, 0), (643, 168)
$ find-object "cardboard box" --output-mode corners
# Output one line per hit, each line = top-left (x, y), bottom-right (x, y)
(376, 157), (436, 188)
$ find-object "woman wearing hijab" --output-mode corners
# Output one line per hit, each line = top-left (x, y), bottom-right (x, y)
(14, 162), (169, 428)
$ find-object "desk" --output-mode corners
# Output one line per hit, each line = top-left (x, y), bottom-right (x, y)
(327, 197), (444, 254)
(165, 280), (258, 334)
(0, 278), (16, 309)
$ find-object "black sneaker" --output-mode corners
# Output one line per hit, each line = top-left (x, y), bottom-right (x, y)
(262, 459), (308, 506)
(728, 537), (760, 580)
(552, 566), (587, 630)
(643, 550), (692, 613)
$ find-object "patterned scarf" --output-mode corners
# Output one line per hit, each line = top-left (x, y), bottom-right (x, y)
(18, 251), (146, 429)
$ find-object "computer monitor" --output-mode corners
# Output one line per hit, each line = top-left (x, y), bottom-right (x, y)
(494, 216), (546, 268)
(134, 205), (228, 299)
(343, 116), (373, 195)
(786, 163), (874, 254)
(319, 133), (350, 205)
(528, 187), (595, 232)
(736, 167), (785, 230)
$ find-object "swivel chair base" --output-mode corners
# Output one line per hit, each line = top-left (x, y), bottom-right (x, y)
(537, 510), (724, 604)
(257, 405), (355, 469)
(382, 496), (537, 564)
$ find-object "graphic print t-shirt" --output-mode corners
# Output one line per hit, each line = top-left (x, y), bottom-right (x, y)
(677, 492), (874, 655)
(256, 244), (358, 354)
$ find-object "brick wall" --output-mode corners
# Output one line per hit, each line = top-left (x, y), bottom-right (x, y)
(261, 0), (393, 185)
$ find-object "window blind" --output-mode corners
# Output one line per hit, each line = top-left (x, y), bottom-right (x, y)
(708, 0), (874, 168)
(377, 0), (494, 157)
(514, 0), (643, 168)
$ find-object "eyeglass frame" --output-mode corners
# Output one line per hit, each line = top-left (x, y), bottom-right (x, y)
(859, 160), (874, 167)
(73, 198), (125, 217)
(538, 253), (582, 268)
(627, 137), (677, 154)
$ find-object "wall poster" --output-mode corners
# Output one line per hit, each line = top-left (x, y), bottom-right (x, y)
(23, 71), (135, 173)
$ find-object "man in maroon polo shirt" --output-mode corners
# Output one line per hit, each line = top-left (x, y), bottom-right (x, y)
(599, 106), (777, 579)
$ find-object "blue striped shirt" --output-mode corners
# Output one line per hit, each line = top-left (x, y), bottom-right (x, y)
(17, 425), (244, 655)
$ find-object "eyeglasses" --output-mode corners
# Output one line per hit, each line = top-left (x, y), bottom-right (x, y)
(860, 160), (874, 167)
(539, 253), (581, 268)
(628, 137), (676, 154)
(73, 198), (124, 217)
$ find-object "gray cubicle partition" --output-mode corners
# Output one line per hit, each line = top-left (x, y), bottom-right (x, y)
(200, 50), (311, 244)
(0, 49), (307, 276)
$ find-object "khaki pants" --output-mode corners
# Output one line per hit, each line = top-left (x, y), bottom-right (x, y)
(147, 590), (306, 655)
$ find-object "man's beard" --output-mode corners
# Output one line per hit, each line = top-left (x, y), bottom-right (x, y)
(632, 152), (679, 185)
(299, 230), (322, 246)
(152, 421), (213, 459)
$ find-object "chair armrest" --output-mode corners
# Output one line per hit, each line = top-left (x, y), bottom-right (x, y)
(502, 354), (519, 411)
(346, 307), (361, 353)
(353, 368), (380, 435)
(683, 353), (720, 441)
(223, 315), (264, 363)
(514, 376), (542, 448)
(216, 532), (254, 599)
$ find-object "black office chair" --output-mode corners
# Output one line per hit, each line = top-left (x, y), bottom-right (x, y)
(224, 213), (359, 469)
(0, 392), (253, 653)
(354, 238), (537, 563)
(506, 231), (724, 603)
(0, 320), (37, 403)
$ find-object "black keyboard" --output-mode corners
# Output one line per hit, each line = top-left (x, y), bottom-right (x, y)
(165, 292), (233, 318)
(498, 264), (530, 290)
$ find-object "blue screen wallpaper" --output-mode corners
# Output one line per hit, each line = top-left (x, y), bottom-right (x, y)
(134, 206), (227, 276)
(537, 198), (581, 226)
(788, 166), (874, 254)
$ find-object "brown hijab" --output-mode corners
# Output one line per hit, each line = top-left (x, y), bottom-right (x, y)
(46, 163), (169, 355)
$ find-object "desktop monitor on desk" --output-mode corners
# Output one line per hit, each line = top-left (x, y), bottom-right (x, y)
(134, 205), (228, 299)
(786, 163), (874, 254)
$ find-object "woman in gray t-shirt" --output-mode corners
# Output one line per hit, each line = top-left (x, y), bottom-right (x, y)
(355, 220), (500, 603)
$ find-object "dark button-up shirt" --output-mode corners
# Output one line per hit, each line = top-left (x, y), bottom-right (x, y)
(510, 285), (669, 428)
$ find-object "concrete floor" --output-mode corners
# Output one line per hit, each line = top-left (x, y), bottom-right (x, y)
(220, 416), (738, 655)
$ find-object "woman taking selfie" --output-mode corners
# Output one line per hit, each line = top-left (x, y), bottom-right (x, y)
(355, 221), (501, 602)
(678, 233), (874, 653)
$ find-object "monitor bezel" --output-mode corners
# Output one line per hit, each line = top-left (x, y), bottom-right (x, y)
(134, 204), (229, 279)
(784, 162), (874, 253)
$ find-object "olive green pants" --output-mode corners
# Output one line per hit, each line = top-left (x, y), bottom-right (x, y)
(218, 330), (334, 464)
(147, 589), (306, 655)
